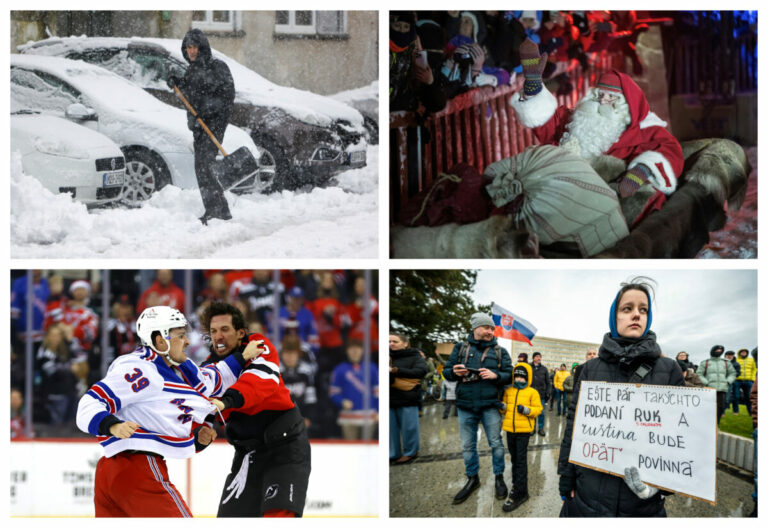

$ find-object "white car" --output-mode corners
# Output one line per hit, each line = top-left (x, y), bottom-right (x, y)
(11, 110), (125, 206)
(10, 54), (273, 206)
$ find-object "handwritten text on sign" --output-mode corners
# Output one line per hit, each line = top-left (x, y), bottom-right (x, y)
(569, 381), (717, 503)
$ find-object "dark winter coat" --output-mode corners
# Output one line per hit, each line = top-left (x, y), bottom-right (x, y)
(178, 29), (235, 138)
(558, 331), (684, 517)
(389, 347), (427, 408)
(530, 361), (551, 402)
(443, 333), (512, 412)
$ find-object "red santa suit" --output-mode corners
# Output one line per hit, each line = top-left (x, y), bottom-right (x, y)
(510, 70), (684, 198)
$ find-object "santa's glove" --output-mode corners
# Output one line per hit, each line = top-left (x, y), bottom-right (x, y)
(623, 466), (659, 499)
(519, 38), (548, 97)
(516, 404), (531, 415)
(617, 164), (652, 198)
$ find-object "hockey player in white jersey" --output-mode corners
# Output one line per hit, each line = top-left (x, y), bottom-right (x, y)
(76, 305), (264, 517)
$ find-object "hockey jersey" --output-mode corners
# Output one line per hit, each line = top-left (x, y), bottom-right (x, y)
(44, 298), (99, 351)
(76, 346), (244, 459)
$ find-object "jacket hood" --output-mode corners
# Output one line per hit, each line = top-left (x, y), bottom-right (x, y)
(710, 345), (725, 357)
(608, 286), (652, 338)
(182, 29), (212, 64)
(390, 346), (420, 359)
(514, 361), (533, 388)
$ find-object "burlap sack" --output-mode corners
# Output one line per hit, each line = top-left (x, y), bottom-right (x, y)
(484, 145), (629, 256)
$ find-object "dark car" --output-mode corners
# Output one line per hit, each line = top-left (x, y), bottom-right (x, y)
(19, 36), (368, 191)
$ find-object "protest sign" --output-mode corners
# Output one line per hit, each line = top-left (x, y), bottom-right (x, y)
(569, 381), (717, 503)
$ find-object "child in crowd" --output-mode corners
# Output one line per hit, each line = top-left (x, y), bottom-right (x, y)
(500, 362), (542, 512)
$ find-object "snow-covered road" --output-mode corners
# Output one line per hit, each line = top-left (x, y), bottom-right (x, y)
(11, 144), (378, 259)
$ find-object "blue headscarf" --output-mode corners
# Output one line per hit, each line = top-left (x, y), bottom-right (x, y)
(608, 287), (652, 338)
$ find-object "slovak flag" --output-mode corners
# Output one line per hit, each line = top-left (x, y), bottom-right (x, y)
(491, 302), (537, 346)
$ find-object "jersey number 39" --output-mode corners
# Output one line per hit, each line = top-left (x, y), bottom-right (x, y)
(125, 368), (150, 392)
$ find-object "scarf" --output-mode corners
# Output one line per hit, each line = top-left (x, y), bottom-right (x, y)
(599, 331), (661, 376)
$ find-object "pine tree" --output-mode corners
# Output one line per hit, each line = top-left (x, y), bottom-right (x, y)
(390, 270), (490, 353)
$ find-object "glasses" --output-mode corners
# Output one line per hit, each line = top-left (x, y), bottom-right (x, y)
(596, 90), (621, 104)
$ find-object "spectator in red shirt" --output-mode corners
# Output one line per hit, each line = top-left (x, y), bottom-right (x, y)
(44, 280), (99, 353)
(344, 276), (379, 361)
(11, 388), (27, 439)
(136, 270), (186, 314)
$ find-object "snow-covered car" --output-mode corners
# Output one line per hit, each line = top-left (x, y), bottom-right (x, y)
(11, 110), (125, 206)
(10, 53), (274, 206)
(331, 81), (379, 145)
(18, 36), (368, 189)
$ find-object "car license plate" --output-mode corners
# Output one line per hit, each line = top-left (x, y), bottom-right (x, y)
(103, 170), (125, 187)
(349, 150), (366, 164)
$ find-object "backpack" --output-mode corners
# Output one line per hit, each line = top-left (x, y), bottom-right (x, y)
(702, 358), (728, 378)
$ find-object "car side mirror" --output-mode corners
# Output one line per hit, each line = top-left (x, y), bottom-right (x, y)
(65, 103), (98, 121)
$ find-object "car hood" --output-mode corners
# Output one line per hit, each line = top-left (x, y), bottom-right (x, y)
(19, 36), (366, 132)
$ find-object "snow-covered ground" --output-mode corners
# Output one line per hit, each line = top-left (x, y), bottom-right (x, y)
(11, 144), (378, 258)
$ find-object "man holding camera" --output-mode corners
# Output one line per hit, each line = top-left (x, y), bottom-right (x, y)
(443, 313), (513, 505)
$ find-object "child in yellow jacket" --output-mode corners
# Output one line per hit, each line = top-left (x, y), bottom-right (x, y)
(500, 362), (542, 512)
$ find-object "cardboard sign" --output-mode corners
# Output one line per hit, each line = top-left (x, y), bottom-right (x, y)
(569, 381), (717, 503)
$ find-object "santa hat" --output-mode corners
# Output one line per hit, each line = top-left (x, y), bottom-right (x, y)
(597, 71), (623, 94)
(69, 280), (91, 295)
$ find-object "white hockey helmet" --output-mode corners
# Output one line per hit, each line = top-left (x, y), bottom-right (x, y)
(136, 306), (189, 357)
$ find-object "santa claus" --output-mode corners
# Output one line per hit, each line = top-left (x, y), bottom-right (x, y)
(510, 38), (684, 225)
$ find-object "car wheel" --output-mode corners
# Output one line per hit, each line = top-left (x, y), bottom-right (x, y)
(254, 135), (295, 192)
(119, 148), (171, 206)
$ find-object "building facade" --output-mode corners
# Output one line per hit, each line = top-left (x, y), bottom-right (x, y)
(10, 10), (377, 95)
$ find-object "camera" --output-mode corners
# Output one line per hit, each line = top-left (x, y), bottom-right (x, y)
(464, 367), (481, 382)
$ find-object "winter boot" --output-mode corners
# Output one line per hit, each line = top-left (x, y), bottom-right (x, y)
(495, 474), (508, 500)
(502, 492), (530, 512)
(452, 475), (480, 505)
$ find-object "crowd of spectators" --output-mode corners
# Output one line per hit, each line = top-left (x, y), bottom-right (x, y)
(10, 269), (378, 440)
(390, 10), (649, 114)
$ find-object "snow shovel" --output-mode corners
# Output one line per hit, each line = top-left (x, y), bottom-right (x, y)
(172, 84), (259, 190)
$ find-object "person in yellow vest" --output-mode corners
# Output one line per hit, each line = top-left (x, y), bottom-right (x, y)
(734, 348), (757, 415)
(553, 364), (571, 416)
(500, 362), (542, 512)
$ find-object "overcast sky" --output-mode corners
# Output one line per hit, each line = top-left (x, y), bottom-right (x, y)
(472, 269), (756, 365)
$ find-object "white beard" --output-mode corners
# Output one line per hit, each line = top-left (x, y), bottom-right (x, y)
(560, 96), (631, 161)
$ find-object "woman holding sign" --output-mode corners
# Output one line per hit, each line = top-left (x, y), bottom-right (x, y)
(557, 277), (685, 517)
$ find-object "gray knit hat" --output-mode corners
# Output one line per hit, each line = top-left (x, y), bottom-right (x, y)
(470, 312), (494, 330)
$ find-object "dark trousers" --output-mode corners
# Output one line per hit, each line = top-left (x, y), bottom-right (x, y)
(194, 130), (231, 218)
(716, 391), (727, 424)
(442, 400), (457, 418)
(506, 432), (530, 498)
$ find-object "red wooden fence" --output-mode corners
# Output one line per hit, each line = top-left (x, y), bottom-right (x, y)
(390, 51), (625, 220)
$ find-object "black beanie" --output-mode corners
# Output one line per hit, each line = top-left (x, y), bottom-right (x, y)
(513, 365), (528, 381)
(518, 352), (529, 363)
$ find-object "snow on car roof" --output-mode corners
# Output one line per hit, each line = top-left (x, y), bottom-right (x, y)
(20, 35), (365, 130)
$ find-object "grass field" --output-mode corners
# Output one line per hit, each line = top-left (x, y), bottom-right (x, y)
(719, 404), (755, 438)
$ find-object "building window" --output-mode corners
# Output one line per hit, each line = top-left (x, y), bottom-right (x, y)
(275, 11), (347, 37)
(191, 10), (241, 33)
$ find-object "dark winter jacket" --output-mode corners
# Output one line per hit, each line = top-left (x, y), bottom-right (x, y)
(558, 331), (684, 517)
(178, 29), (235, 138)
(389, 347), (427, 408)
(530, 361), (551, 402)
(443, 334), (512, 412)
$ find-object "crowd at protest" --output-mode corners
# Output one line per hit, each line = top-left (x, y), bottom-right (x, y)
(390, 279), (757, 517)
(11, 269), (378, 441)
(390, 10), (647, 114)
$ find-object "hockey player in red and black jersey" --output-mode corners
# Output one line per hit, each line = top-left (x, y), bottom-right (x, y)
(200, 301), (311, 518)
